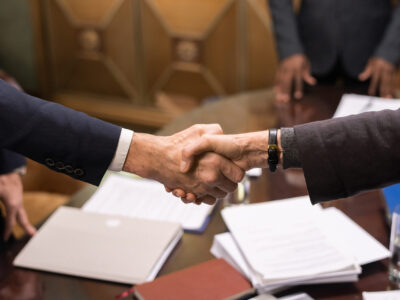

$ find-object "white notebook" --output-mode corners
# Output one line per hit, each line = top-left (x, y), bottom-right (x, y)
(14, 207), (182, 284)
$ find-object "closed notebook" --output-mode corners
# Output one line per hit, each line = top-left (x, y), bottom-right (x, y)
(14, 206), (182, 284)
(134, 258), (254, 300)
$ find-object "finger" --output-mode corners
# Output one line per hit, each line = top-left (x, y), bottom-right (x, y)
(215, 176), (238, 193)
(303, 70), (316, 85)
(172, 189), (186, 198)
(4, 208), (17, 241)
(368, 68), (381, 96)
(280, 71), (294, 102)
(16, 208), (36, 236)
(359, 65), (372, 81)
(380, 70), (392, 98)
(196, 195), (217, 205)
(164, 186), (172, 193)
(274, 71), (287, 103)
(180, 197), (191, 204)
(186, 193), (197, 203)
(294, 70), (303, 99)
(219, 157), (245, 183)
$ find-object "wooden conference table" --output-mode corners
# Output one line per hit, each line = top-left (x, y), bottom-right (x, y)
(0, 86), (395, 299)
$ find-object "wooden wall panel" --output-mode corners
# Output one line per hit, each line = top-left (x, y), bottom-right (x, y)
(246, 0), (278, 90)
(34, 0), (281, 127)
(203, 1), (238, 95)
(141, 0), (171, 100)
(148, 0), (232, 37)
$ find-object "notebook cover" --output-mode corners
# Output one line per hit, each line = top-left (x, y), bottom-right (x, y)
(134, 258), (254, 300)
(14, 207), (182, 284)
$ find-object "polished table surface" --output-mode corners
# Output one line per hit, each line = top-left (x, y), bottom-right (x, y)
(0, 86), (394, 299)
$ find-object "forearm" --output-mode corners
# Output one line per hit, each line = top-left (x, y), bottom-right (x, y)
(294, 109), (400, 203)
(0, 79), (121, 185)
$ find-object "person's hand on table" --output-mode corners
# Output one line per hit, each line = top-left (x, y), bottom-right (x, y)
(274, 54), (316, 103)
(0, 172), (36, 241)
(122, 124), (245, 206)
(167, 130), (277, 204)
(359, 57), (397, 98)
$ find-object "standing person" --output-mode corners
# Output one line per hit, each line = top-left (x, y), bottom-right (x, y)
(269, 0), (400, 102)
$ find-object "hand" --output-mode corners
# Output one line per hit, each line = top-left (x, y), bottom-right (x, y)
(359, 57), (397, 98)
(171, 131), (277, 204)
(122, 124), (245, 205)
(0, 172), (36, 241)
(274, 54), (316, 102)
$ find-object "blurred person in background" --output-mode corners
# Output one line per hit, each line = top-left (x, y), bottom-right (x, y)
(268, 0), (400, 102)
(0, 71), (36, 242)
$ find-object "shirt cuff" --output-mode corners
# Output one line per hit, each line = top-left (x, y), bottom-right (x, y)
(108, 128), (134, 172)
(12, 166), (27, 176)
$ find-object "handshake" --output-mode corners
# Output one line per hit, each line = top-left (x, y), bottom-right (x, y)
(122, 124), (280, 205)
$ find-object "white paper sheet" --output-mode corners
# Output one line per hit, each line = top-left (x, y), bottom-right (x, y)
(333, 94), (400, 118)
(82, 174), (214, 231)
(363, 290), (400, 300)
(211, 232), (359, 293)
(221, 197), (356, 283)
(317, 208), (390, 265)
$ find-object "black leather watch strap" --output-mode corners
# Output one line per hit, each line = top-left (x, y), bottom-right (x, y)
(268, 129), (279, 172)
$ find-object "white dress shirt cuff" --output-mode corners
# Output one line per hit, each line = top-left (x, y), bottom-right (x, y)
(108, 128), (134, 172)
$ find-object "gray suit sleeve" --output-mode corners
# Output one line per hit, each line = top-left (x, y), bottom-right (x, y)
(293, 109), (400, 204)
(374, 3), (400, 65)
(268, 0), (304, 60)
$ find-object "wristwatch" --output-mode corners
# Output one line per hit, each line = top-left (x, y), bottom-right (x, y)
(268, 129), (279, 172)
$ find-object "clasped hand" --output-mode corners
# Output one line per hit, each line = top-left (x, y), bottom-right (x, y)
(165, 130), (270, 205)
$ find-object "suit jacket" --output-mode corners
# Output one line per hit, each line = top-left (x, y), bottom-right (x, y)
(0, 149), (25, 174)
(268, 0), (400, 78)
(294, 108), (400, 203)
(0, 79), (121, 185)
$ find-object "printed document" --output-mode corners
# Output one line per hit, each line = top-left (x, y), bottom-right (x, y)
(83, 174), (214, 231)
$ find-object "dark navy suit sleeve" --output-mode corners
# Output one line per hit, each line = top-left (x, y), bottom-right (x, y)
(0, 79), (122, 185)
(294, 109), (400, 204)
(374, 3), (400, 66)
(0, 149), (26, 174)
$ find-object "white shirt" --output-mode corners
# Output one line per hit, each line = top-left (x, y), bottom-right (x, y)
(108, 128), (134, 172)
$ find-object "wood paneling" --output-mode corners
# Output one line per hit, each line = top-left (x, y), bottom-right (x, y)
(33, 0), (281, 127)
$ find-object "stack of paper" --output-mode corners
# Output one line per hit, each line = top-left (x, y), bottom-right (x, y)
(211, 196), (390, 293)
(333, 94), (400, 118)
(83, 174), (215, 233)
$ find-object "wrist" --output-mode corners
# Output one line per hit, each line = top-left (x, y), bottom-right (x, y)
(122, 133), (162, 180)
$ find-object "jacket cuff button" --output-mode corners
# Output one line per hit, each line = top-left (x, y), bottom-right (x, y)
(45, 158), (55, 167)
(74, 169), (84, 177)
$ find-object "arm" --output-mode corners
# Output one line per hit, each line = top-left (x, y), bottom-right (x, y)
(0, 79), (120, 185)
(294, 109), (400, 203)
(0, 80), (243, 203)
(268, 0), (303, 61)
(268, 0), (315, 102)
(374, 3), (400, 68)
(359, 4), (400, 98)
(179, 109), (400, 204)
